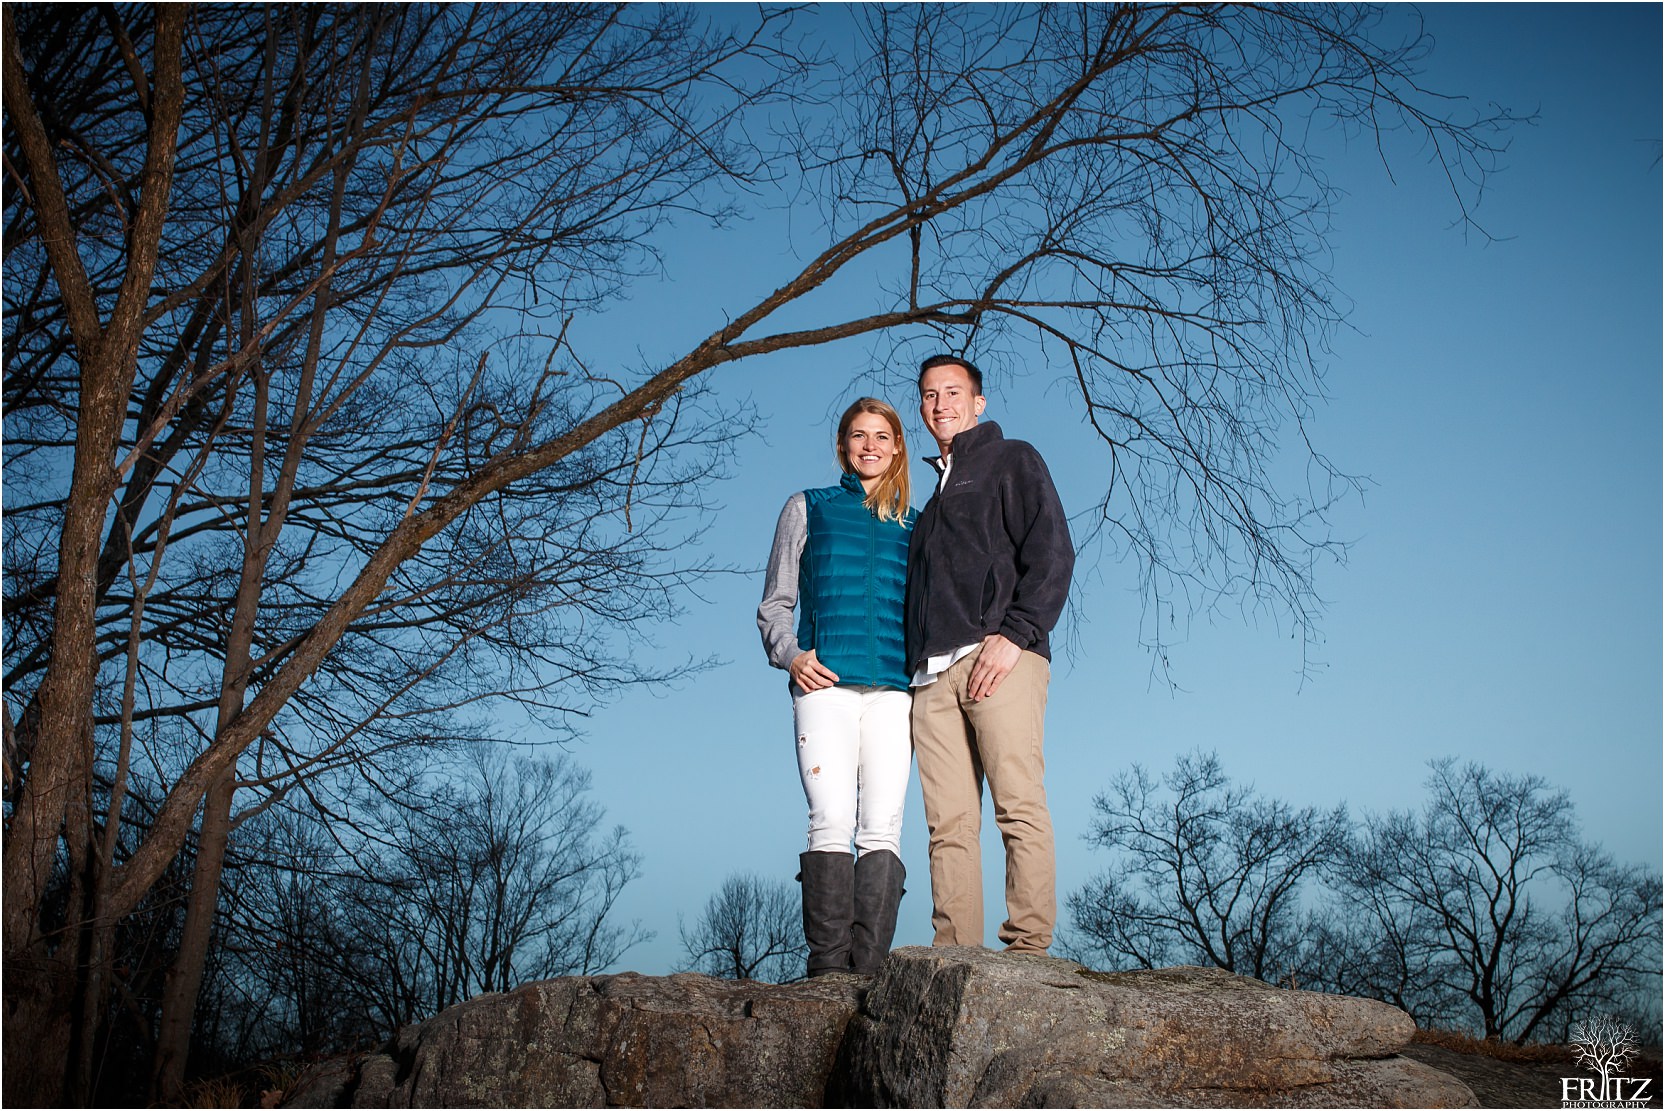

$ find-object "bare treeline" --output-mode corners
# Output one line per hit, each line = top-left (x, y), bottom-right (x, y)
(1065, 753), (1663, 1045)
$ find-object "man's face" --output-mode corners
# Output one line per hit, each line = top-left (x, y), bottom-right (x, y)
(919, 363), (985, 453)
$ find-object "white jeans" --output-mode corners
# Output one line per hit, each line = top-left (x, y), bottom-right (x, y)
(793, 685), (912, 857)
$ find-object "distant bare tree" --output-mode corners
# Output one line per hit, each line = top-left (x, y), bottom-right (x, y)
(207, 747), (646, 1062)
(1332, 760), (1662, 1043)
(679, 873), (807, 984)
(1297, 896), (1464, 1021)
(1064, 750), (1347, 981)
(349, 749), (649, 1012)
(200, 812), (372, 1065)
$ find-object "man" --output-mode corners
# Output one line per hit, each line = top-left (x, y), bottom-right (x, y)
(905, 354), (1073, 954)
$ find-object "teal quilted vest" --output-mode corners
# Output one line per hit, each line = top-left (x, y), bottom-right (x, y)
(797, 472), (913, 690)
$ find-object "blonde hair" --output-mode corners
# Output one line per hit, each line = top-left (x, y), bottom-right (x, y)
(836, 397), (911, 522)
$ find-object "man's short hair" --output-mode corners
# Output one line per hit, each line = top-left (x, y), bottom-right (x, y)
(918, 354), (983, 395)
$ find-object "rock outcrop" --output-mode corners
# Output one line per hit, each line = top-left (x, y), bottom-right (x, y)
(285, 947), (1477, 1108)
(285, 972), (864, 1108)
(830, 946), (1475, 1108)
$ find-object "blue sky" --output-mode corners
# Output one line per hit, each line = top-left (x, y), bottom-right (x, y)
(531, 4), (1662, 974)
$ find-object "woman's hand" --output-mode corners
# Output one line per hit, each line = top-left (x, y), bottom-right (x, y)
(790, 649), (840, 692)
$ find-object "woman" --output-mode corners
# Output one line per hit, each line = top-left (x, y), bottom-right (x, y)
(757, 397), (915, 977)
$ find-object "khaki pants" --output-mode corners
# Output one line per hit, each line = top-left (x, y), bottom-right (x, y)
(910, 649), (1054, 952)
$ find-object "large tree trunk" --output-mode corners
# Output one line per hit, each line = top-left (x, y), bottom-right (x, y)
(1, 7), (187, 1102)
(152, 773), (236, 1100)
(151, 261), (276, 1098)
(3, 967), (76, 1106)
(70, 890), (120, 1106)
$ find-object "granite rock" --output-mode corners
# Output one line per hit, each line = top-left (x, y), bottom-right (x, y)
(830, 947), (1476, 1108)
(285, 947), (1478, 1109)
(284, 971), (863, 1108)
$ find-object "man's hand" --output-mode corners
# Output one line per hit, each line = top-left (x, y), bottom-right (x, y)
(789, 649), (839, 692)
(967, 633), (1021, 702)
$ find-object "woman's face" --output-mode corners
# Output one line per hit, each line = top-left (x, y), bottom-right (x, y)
(842, 411), (898, 482)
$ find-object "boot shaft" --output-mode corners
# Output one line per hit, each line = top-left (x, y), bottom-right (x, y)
(798, 850), (855, 977)
(851, 849), (906, 976)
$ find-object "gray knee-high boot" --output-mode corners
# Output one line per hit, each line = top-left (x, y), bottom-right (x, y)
(851, 849), (906, 975)
(798, 851), (855, 977)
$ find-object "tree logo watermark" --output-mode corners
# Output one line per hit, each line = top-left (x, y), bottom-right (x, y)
(1562, 1016), (1652, 1108)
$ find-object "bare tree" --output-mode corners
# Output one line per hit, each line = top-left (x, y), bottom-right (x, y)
(4, 4), (1511, 1101)
(204, 747), (646, 1067)
(4, 5), (765, 1099)
(205, 814), (374, 1065)
(1064, 750), (1347, 981)
(679, 873), (808, 984)
(1333, 759), (1663, 1043)
(347, 749), (649, 1011)
(1297, 894), (1466, 1022)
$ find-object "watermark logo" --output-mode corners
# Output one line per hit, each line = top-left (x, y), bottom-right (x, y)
(1561, 1015), (1652, 1108)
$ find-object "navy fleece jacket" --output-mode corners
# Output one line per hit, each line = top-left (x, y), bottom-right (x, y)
(904, 421), (1073, 671)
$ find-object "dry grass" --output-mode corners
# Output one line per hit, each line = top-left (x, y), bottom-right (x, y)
(1411, 1025), (1576, 1064)
(252, 1061), (300, 1108)
(180, 1074), (247, 1108)
(177, 1061), (299, 1109)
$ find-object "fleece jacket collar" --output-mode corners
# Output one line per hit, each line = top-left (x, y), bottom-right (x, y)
(925, 419), (1004, 474)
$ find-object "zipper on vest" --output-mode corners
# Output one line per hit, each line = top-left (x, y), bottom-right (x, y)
(867, 511), (878, 685)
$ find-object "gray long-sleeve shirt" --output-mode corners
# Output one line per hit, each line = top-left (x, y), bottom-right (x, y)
(756, 492), (808, 671)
